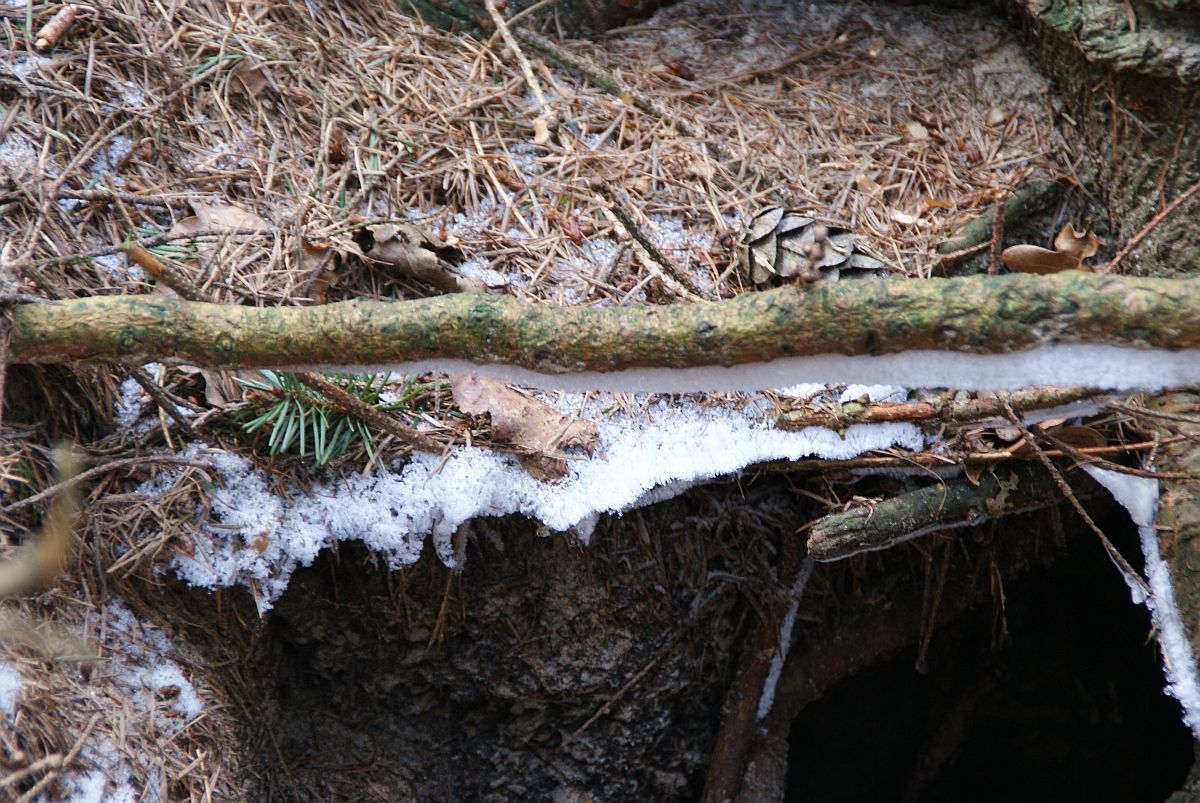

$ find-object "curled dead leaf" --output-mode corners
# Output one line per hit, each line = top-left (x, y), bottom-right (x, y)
(450, 375), (599, 482)
(984, 106), (1009, 127)
(361, 223), (485, 294)
(903, 121), (929, 140)
(1053, 224), (1099, 261)
(231, 53), (274, 96)
(1002, 223), (1099, 275)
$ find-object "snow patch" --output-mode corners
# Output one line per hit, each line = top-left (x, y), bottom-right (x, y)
(0, 661), (22, 719)
(152, 398), (922, 611)
(100, 600), (205, 731)
(93, 253), (145, 283)
(44, 599), (205, 803)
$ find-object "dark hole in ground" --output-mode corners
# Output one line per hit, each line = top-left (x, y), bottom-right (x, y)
(252, 503), (759, 802)
(786, 514), (1194, 803)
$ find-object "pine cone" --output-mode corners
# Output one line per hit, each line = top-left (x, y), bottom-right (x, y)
(736, 207), (887, 287)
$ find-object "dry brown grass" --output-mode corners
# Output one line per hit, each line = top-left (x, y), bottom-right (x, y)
(0, 0), (1069, 796)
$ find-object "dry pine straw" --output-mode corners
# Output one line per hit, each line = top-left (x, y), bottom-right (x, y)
(0, 0), (1069, 797)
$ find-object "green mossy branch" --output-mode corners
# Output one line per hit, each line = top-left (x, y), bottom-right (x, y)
(807, 463), (1104, 562)
(9, 273), (1200, 373)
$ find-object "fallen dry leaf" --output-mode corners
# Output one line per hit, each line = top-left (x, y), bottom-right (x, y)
(984, 106), (1009, 126)
(231, 53), (273, 96)
(1002, 223), (1099, 274)
(450, 375), (599, 481)
(1049, 425), (1108, 450)
(170, 200), (271, 237)
(1013, 423), (1107, 455)
(854, 174), (882, 196)
(1053, 223), (1099, 260)
(903, 121), (929, 140)
(361, 223), (485, 294)
(198, 368), (257, 407)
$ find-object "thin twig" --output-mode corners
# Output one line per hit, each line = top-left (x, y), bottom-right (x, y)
(483, 0), (555, 136)
(13, 713), (99, 803)
(31, 228), (272, 270)
(294, 373), (441, 454)
(776, 386), (1104, 430)
(1111, 401), (1200, 427)
(761, 436), (1184, 473)
(0, 188), (174, 209)
(1106, 176), (1200, 273)
(987, 198), (1004, 275)
(514, 28), (715, 147)
(0, 753), (64, 790)
(122, 243), (207, 301)
(1, 455), (212, 515)
(601, 197), (710, 299)
(1000, 398), (1151, 597)
(1038, 427), (1199, 481)
(126, 365), (199, 440)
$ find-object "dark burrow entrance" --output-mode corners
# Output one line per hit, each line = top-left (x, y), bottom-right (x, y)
(231, 484), (1198, 802)
(786, 514), (1195, 803)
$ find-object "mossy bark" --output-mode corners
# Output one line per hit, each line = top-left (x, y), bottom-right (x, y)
(1002, 0), (1200, 278)
(807, 463), (1102, 562)
(10, 274), (1200, 372)
(1005, 0), (1200, 775)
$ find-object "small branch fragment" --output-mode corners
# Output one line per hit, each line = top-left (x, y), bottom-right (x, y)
(988, 199), (1005, 275)
(806, 462), (1102, 561)
(776, 387), (1101, 430)
(601, 196), (710, 300)
(8, 274), (1200, 376)
(936, 180), (1059, 256)
(515, 29), (715, 148)
(34, 4), (80, 51)
(483, 0), (557, 143)
(126, 365), (199, 439)
(122, 243), (207, 302)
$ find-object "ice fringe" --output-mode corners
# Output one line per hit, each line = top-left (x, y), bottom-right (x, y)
(1084, 466), (1200, 739)
(156, 400), (924, 612)
(757, 557), (815, 722)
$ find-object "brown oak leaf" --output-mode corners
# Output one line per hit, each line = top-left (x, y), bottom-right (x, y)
(1002, 223), (1098, 274)
(450, 375), (599, 481)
